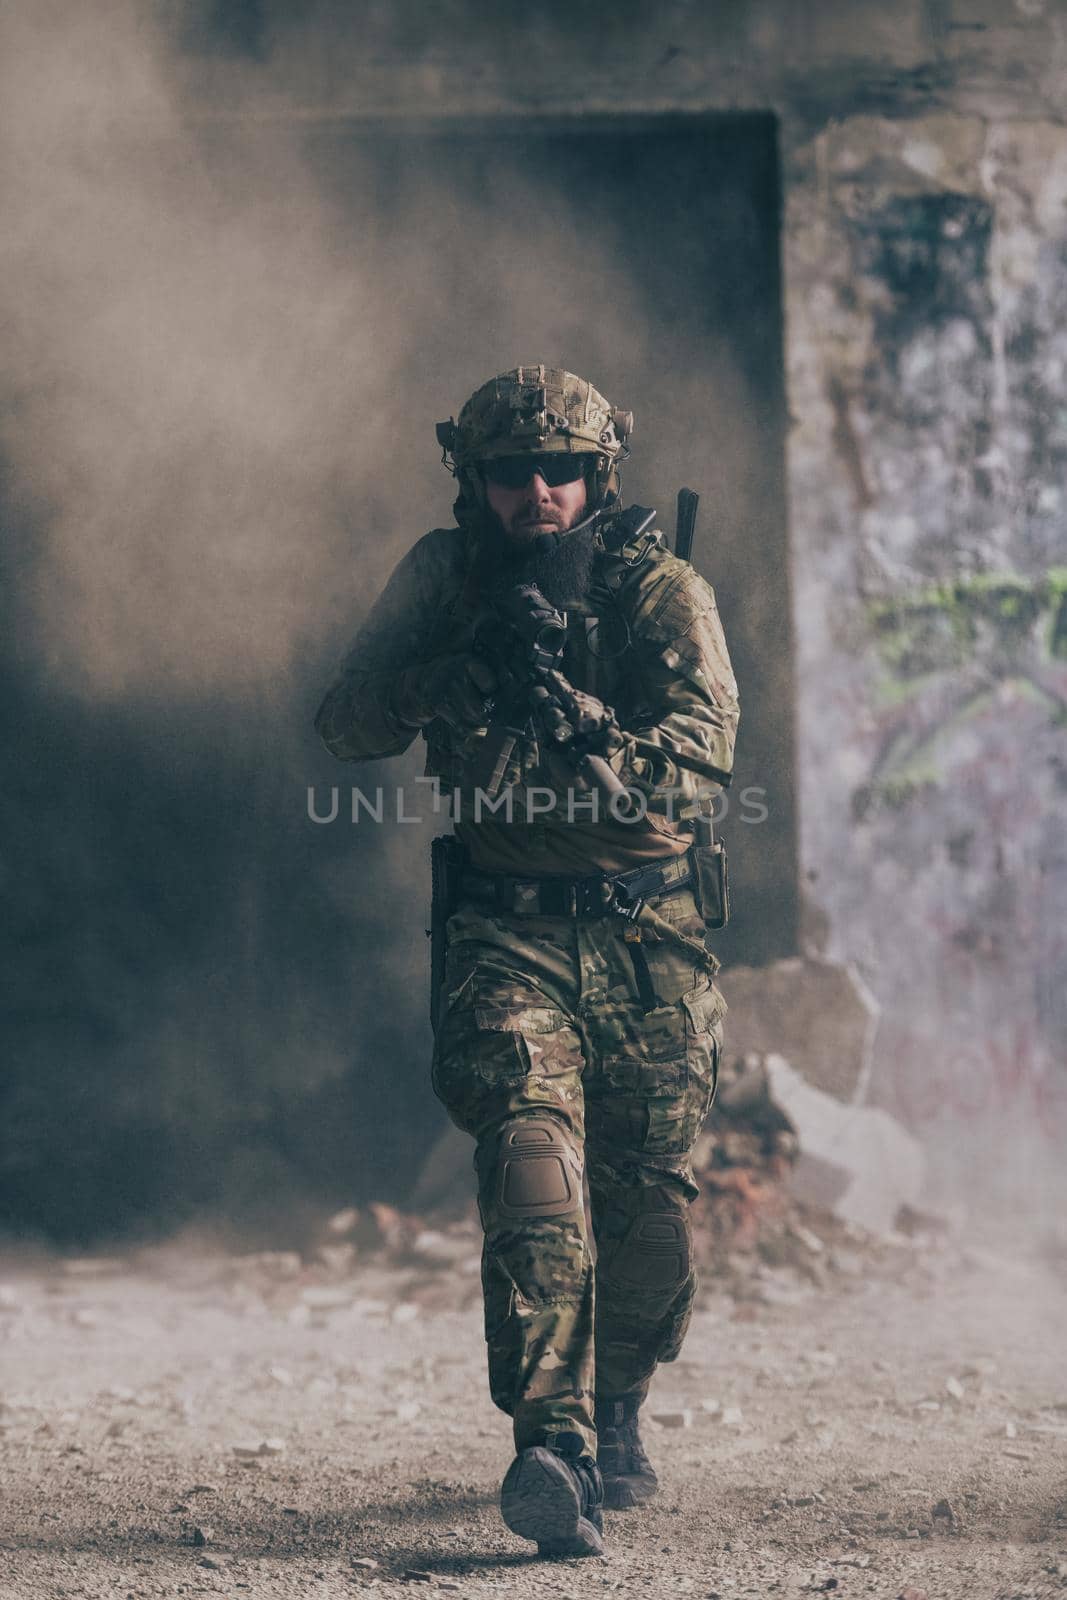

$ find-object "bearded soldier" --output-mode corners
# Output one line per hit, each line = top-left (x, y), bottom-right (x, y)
(315, 367), (739, 1559)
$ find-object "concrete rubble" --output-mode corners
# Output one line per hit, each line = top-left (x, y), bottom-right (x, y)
(412, 954), (926, 1253)
(709, 957), (880, 1103)
(764, 1053), (925, 1236)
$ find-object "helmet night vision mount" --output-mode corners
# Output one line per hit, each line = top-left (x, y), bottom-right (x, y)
(437, 365), (634, 514)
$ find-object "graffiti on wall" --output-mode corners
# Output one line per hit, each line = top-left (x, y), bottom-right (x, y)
(856, 568), (1067, 812)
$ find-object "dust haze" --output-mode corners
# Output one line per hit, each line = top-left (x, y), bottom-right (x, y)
(1, 1), (790, 1239)
(0, 1), (756, 702)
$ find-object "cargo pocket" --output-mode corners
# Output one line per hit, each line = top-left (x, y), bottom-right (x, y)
(597, 1053), (694, 1159)
(638, 890), (718, 1008)
(432, 976), (583, 1130)
(682, 978), (726, 1130)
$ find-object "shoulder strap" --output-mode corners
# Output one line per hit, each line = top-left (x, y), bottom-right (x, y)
(598, 504), (657, 555)
(594, 505), (663, 601)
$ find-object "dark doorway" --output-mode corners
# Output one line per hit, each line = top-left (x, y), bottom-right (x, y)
(300, 112), (797, 967)
(0, 112), (794, 1244)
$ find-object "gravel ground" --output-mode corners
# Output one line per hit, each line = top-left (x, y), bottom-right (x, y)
(1, 1237), (1065, 1600)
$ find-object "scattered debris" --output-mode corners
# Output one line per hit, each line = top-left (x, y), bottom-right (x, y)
(300, 1287), (353, 1312)
(410, 1230), (474, 1268)
(62, 1258), (123, 1278)
(650, 1409), (692, 1429)
(318, 1244), (356, 1274)
(788, 1221), (826, 1255)
(702, 956), (878, 1102)
(894, 1203), (952, 1239)
(231, 1251), (302, 1279)
(382, 1032), (935, 1303)
(764, 1055), (924, 1235)
(805, 1349), (838, 1369)
(327, 1207), (360, 1235)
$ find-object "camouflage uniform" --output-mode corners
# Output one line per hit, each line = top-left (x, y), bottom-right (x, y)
(433, 881), (724, 1458)
(316, 371), (739, 1466)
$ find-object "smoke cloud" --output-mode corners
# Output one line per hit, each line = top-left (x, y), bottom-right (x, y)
(0, 1), (789, 1240)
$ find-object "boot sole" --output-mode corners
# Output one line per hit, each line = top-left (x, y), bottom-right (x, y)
(500, 1448), (604, 1558)
(602, 1473), (659, 1510)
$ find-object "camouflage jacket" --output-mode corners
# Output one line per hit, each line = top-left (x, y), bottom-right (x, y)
(315, 507), (739, 864)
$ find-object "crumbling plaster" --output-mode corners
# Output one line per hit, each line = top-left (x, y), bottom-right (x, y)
(784, 104), (1067, 1199)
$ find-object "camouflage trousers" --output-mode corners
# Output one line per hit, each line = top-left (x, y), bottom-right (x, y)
(431, 885), (725, 1459)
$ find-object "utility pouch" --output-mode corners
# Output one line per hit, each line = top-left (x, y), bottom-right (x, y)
(689, 840), (730, 932)
(430, 834), (465, 1034)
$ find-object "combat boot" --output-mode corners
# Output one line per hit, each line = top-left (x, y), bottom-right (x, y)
(595, 1394), (659, 1509)
(500, 1430), (605, 1558)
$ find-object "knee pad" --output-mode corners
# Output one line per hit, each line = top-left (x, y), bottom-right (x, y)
(602, 1202), (690, 1293)
(482, 1115), (584, 1222)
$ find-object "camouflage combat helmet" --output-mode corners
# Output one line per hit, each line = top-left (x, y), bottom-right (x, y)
(436, 365), (633, 515)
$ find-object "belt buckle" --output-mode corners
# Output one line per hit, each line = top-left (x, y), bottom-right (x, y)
(617, 892), (646, 923)
(513, 881), (541, 915)
(574, 878), (608, 917)
(607, 876), (644, 922)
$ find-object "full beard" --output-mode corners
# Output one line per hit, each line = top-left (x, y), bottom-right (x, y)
(475, 512), (600, 611)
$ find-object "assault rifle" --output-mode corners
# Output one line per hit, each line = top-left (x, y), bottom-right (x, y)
(474, 583), (629, 805)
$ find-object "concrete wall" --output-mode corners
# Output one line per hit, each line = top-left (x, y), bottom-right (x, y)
(785, 111), (1067, 1205)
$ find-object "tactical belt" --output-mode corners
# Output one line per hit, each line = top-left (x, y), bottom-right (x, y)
(455, 852), (692, 921)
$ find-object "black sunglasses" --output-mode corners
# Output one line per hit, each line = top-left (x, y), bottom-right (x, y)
(481, 453), (591, 490)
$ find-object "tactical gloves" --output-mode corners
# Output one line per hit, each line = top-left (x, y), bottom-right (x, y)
(541, 670), (628, 763)
(390, 652), (497, 734)
(533, 670), (638, 805)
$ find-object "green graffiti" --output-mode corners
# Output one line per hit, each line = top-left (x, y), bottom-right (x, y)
(868, 568), (1067, 680)
(857, 569), (1067, 814)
